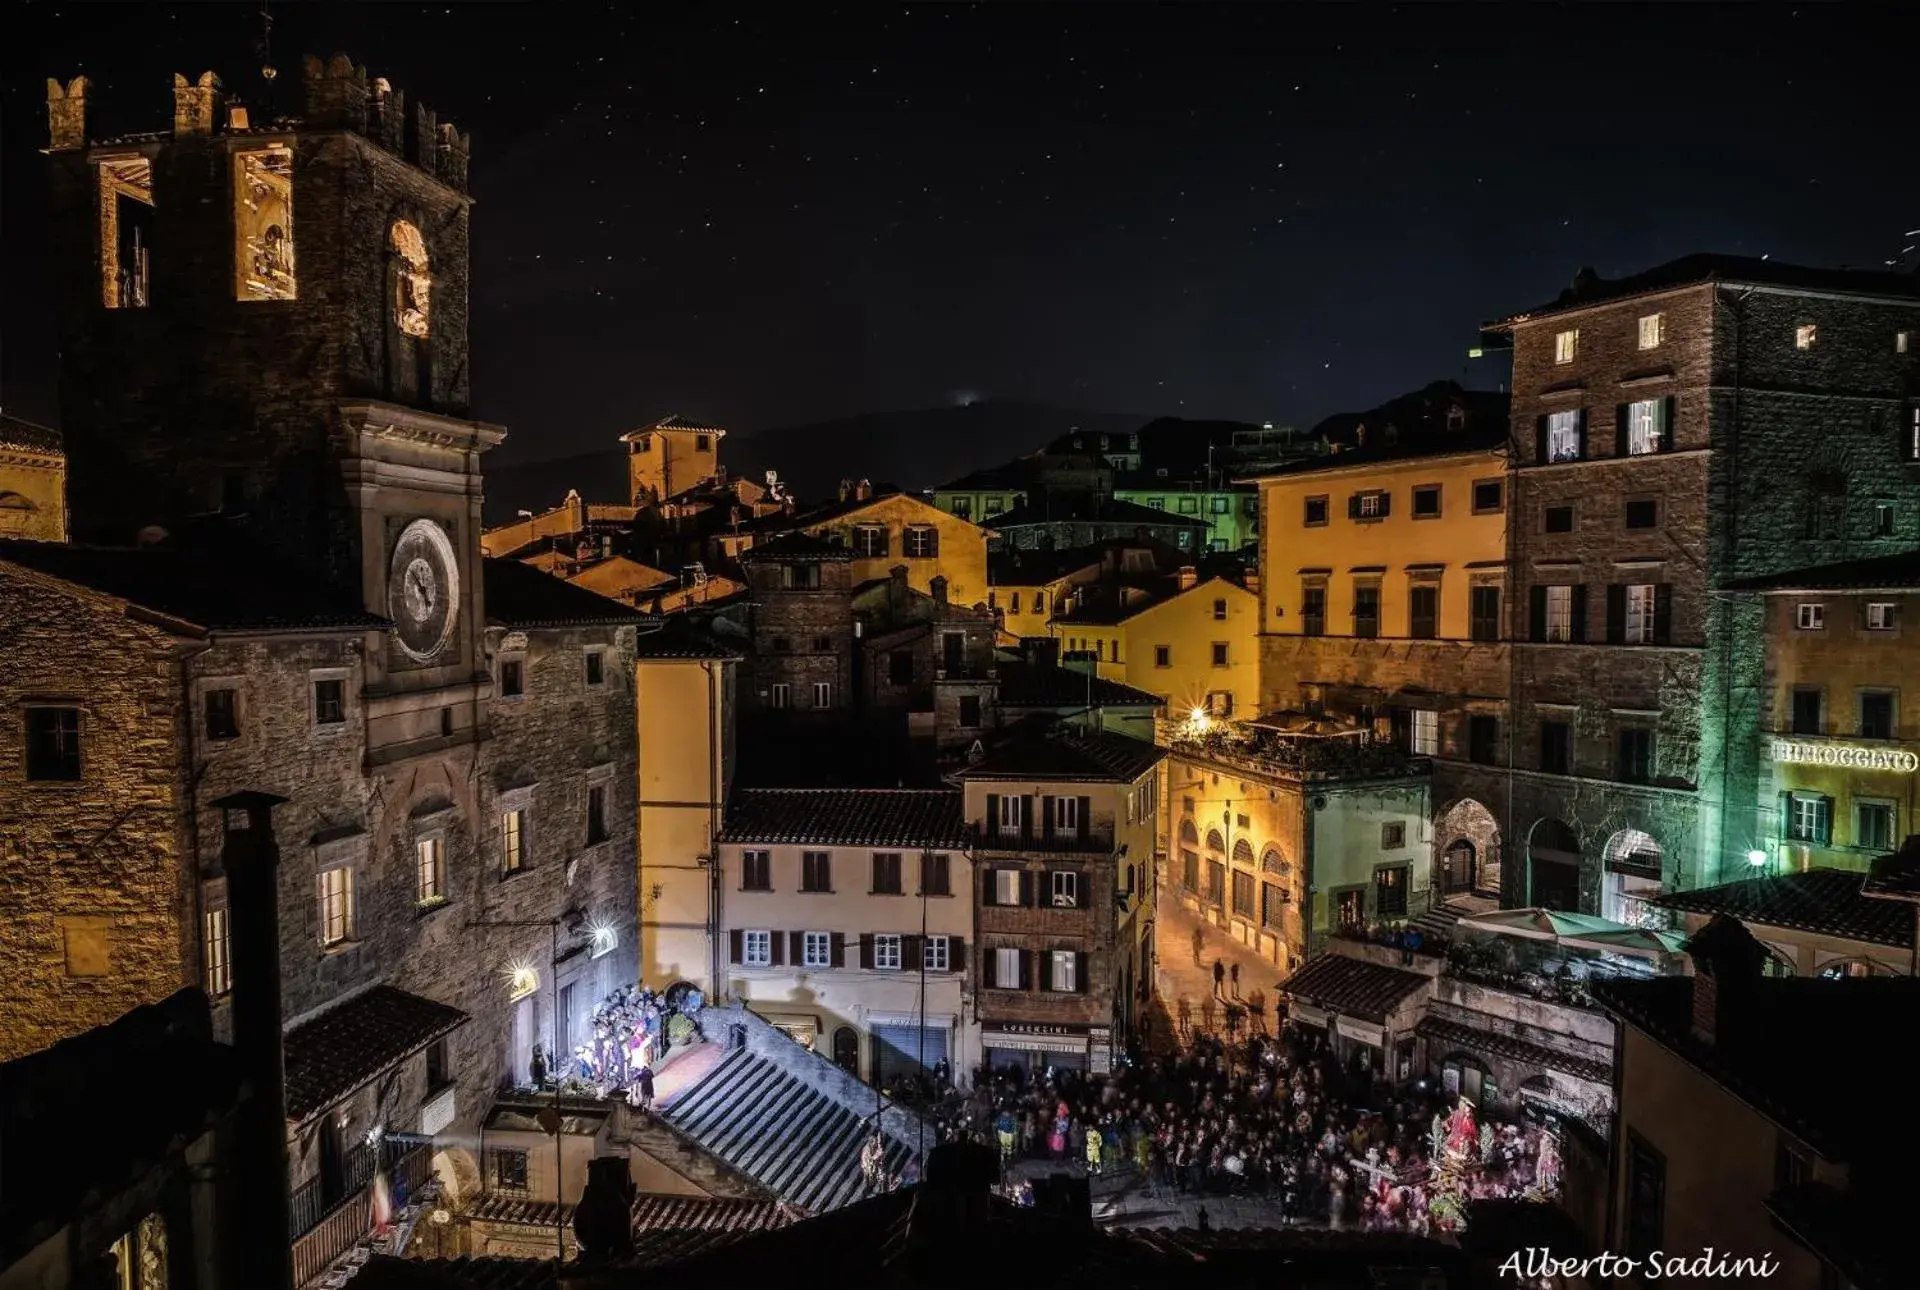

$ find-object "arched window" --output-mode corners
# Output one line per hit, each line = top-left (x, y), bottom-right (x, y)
(1205, 829), (1226, 853)
(1601, 830), (1666, 928)
(1232, 838), (1255, 867)
(0, 492), (36, 534)
(390, 220), (431, 337)
(1179, 819), (1199, 847)
(1260, 847), (1286, 876)
(832, 1026), (859, 1073)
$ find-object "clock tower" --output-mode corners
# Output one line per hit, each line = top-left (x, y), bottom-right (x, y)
(46, 57), (500, 727)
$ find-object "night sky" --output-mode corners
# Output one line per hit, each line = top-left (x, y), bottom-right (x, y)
(4, 2), (1916, 468)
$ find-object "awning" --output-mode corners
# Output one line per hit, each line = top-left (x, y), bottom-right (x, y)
(284, 985), (470, 1123)
(1289, 1002), (1330, 1028)
(982, 1030), (1087, 1056)
(1335, 1016), (1384, 1047)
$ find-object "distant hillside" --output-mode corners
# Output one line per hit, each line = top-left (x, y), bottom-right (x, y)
(483, 447), (627, 524)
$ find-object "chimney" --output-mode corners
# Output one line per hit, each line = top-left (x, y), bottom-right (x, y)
(572, 1156), (637, 1264)
(1242, 571), (1260, 597)
(212, 791), (294, 1290)
(930, 575), (948, 605)
(901, 1142), (997, 1270)
(855, 479), (872, 501)
(1176, 566), (1198, 592)
(838, 479), (853, 503)
(1354, 424), (1367, 448)
(1685, 914), (1768, 1047)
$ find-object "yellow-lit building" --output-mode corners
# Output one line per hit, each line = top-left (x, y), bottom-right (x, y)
(987, 549), (1102, 641)
(793, 490), (990, 608)
(636, 623), (739, 995)
(0, 416), (68, 543)
(623, 414), (726, 506)
(1051, 573), (1259, 720)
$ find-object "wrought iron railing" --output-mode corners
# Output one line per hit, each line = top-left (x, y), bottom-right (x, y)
(288, 1136), (432, 1287)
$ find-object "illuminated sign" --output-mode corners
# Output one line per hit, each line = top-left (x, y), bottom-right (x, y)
(1769, 739), (1919, 774)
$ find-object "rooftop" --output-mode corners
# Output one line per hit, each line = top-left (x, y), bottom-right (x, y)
(631, 616), (744, 660)
(1718, 550), (1920, 594)
(984, 496), (1212, 531)
(988, 546), (1102, 587)
(622, 414), (729, 442)
(1649, 867), (1915, 950)
(1280, 952), (1432, 1023)
(1863, 836), (1920, 901)
(484, 557), (649, 629)
(0, 537), (389, 633)
(737, 530), (855, 562)
(993, 659), (1165, 710)
(1243, 382), (1508, 479)
(1487, 254), (1920, 328)
(0, 413), (62, 454)
(283, 985), (469, 1123)
(956, 728), (1167, 784)
(718, 788), (968, 850)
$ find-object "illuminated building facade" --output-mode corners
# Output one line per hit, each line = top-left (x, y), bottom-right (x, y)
(1051, 569), (1260, 723)
(0, 416), (67, 543)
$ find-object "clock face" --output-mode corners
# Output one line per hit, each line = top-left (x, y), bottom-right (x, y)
(389, 518), (460, 662)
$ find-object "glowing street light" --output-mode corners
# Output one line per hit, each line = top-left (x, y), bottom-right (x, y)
(1746, 849), (1768, 869)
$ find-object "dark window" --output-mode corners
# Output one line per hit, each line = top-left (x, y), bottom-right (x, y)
(958, 694), (982, 728)
(1374, 865), (1409, 917)
(426, 1037), (451, 1092)
(313, 679), (346, 725)
(921, 853), (950, 896)
(204, 688), (240, 740)
(1791, 688), (1824, 736)
(1302, 586), (1327, 637)
(1411, 485), (1441, 518)
(1540, 720), (1572, 774)
(1409, 586), (1438, 639)
(584, 652), (604, 686)
(500, 658), (524, 697)
(772, 636), (791, 653)
(1860, 691), (1895, 740)
(872, 852), (903, 895)
(1182, 850), (1200, 891)
(25, 707), (83, 781)
(1874, 502), (1896, 537)
(782, 563), (822, 589)
(802, 851), (832, 892)
(695, 434), (712, 453)
(1775, 1136), (1812, 1192)
(812, 636), (832, 652)
(493, 1148), (530, 1194)
(889, 650), (914, 684)
(1212, 598), (1228, 620)
(741, 850), (772, 891)
(1544, 505), (1574, 534)
(586, 784), (608, 844)
(1625, 1135), (1666, 1262)
(1211, 642), (1229, 666)
(1304, 496), (1329, 526)
(1353, 586), (1381, 639)
(1154, 645), (1171, 667)
(1468, 715), (1498, 766)
(1206, 860), (1226, 906)
(1231, 870), (1255, 919)
(1624, 498), (1658, 529)
(1618, 728), (1655, 784)
(1261, 881), (1287, 928)
(1470, 585), (1501, 642)
(1472, 479), (1504, 513)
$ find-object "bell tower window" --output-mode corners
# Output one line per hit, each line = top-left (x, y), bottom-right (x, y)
(233, 145), (296, 301)
(391, 220), (431, 337)
(98, 156), (154, 309)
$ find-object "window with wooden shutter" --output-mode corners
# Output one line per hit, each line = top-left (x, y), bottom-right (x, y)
(788, 931), (804, 966)
(1653, 585), (1673, 644)
(1018, 869), (1034, 906)
(985, 793), (1001, 839)
(729, 928), (744, 964)
(1074, 951), (1088, 994)
(769, 931), (786, 966)
(831, 932), (846, 968)
(1076, 796), (1091, 840)
(1606, 584), (1627, 644)
(859, 935), (875, 970)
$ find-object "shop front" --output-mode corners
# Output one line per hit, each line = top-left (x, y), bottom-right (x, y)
(981, 1022), (1111, 1076)
(869, 1012), (954, 1085)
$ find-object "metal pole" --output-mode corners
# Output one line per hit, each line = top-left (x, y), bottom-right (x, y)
(918, 850), (929, 1174)
(552, 918), (563, 1266)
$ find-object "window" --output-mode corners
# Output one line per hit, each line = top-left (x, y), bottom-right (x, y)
(1302, 585), (1327, 636)
(1795, 323), (1817, 350)
(416, 837), (445, 904)
(1624, 498), (1658, 529)
(743, 929), (773, 967)
(426, 1036), (451, 1091)
(203, 907), (231, 997)
(1206, 860), (1226, 906)
(1210, 495), (1231, 514)
(993, 868), (1022, 906)
(1788, 793), (1832, 845)
(1624, 584), (1657, 644)
(1353, 585), (1381, 639)
(742, 850), (772, 890)
(1857, 801), (1897, 852)
(1212, 597), (1228, 621)
(1051, 870), (1080, 908)
(803, 931), (832, 968)
(1874, 502), (1895, 536)
(1637, 313), (1665, 349)
(950, 497), (971, 519)
(1207, 691), (1234, 717)
(853, 525), (888, 557)
(501, 808), (525, 874)
(1175, 496), (1198, 515)
(1052, 795), (1081, 836)
(812, 636), (832, 652)
(1472, 479), (1504, 513)
(1797, 603), (1825, 631)
(500, 658), (524, 697)
(781, 563), (822, 589)
(234, 145), (296, 302)
(1900, 331), (1912, 355)
(812, 681), (834, 708)
(1181, 850), (1200, 890)
(696, 434), (712, 453)
(1411, 485), (1441, 518)
(1261, 882), (1287, 928)
(584, 651), (605, 687)
(923, 935), (950, 971)
(1625, 1135), (1666, 1262)
(904, 525), (938, 558)
(1543, 505), (1574, 534)
(1409, 585), (1438, 639)
(1540, 719), (1572, 774)
(493, 1149), (531, 1194)
(873, 933), (902, 971)
(98, 156), (156, 309)
(1411, 709), (1439, 755)
(1006, 592), (1021, 615)
(802, 851), (832, 892)
(770, 683), (791, 709)
(998, 795), (1023, 837)
(1304, 496), (1330, 526)
(1049, 950), (1078, 993)
(984, 497), (1004, 516)
(1791, 688), (1824, 735)
(314, 678), (346, 725)
(1231, 869), (1255, 919)
(1546, 410), (1582, 463)
(1470, 585), (1501, 642)
(1625, 399), (1668, 455)
(958, 694), (982, 728)
(1354, 491), (1387, 520)
(319, 867), (353, 946)
(872, 852), (903, 895)
(1618, 728), (1654, 784)
(586, 785), (608, 844)
(1860, 691), (1896, 740)
(1866, 602), (1899, 632)
(993, 946), (1023, 987)
(921, 852), (950, 896)
(1553, 329), (1578, 364)
(1211, 642), (1229, 667)
(1147, 497), (1166, 511)
(1154, 645), (1171, 667)
(1468, 715), (1498, 765)
(204, 688), (240, 740)
(25, 707), (82, 781)
(1032, 591), (1046, 615)
(1544, 585), (1575, 642)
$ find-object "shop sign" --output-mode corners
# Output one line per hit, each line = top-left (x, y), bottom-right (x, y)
(1769, 739), (1919, 774)
(1089, 1027), (1112, 1075)
(1335, 1016), (1384, 1047)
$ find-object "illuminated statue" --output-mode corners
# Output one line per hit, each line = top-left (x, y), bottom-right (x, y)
(1535, 1131), (1562, 1196)
(1443, 1097), (1477, 1158)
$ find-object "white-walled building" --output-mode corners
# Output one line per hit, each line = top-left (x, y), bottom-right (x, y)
(716, 789), (974, 1084)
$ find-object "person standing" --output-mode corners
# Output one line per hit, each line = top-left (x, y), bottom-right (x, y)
(1229, 962), (1241, 999)
(1212, 959), (1226, 999)
(637, 1063), (656, 1112)
(1192, 925), (1206, 966)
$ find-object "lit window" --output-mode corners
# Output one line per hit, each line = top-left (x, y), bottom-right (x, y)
(803, 931), (832, 968)
(1545, 585), (1574, 642)
(1411, 710), (1439, 755)
(923, 935), (950, 972)
(873, 933), (902, 971)
(319, 867), (353, 946)
(1795, 324), (1817, 350)
(1866, 602), (1898, 632)
(812, 681), (834, 708)
(1554, 329), (1578, 364)
(203, 907), (231, 997)
(1787, 794), (1830, 844)
(1546, 410), (1582, 463)
(501, 809), (525, 874)
(1899, 331), (1911, 355)
(993, 868), (1022, 905)
(391, 220), (432, 337)
(1051, 870), (1080, 908)
(416, 837), (445, 905)
(1207, 691), (1234, 716)
(1625, 584), (1657, 645)
(1796, 603), (1825, 631)
(234, 145), (296, 301)
(98, 156), (155, 309)
(998, 795), (1023, 837)
(1357, 492), (1384, 518)
(1049, 950), (1078, 993)
(1626, 399), (1666, 455)
(993, 945), (1023, 986)
(1637, 314), (1665, 350)
(853, 525), (888, 557)
(743, 930), (772, 967)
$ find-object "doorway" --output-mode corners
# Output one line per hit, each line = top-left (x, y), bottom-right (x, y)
(833, 1026), (860, 1074)
(1334, 888), (1363, 931)
(1442, 841), (1476, 895)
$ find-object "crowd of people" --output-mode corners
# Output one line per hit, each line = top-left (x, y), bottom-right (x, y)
(921, 1021), (1559, 1232)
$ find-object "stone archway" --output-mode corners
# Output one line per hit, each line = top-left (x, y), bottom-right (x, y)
(1434, 798), (1501, 896)
(1527, 819), (1583, 912)
(1601, 829), (1666, 928)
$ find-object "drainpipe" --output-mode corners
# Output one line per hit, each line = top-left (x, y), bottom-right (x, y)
(701, 660), (722, 1000)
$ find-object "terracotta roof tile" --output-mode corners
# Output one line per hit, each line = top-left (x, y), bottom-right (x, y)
(1651, 867), (1914, 949)
(718, 789), (967, 849)
(1415, 1015), (1611, 1085)
(955, 729), (1166, 784)
(483, 557), (648, 628)
(992, 660), (1164, 710)
(284, 985), (469, 1122)
(1280, 953), (1431, 1022)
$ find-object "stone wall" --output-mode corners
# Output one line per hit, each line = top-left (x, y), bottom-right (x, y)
(740, 561), (854, 716)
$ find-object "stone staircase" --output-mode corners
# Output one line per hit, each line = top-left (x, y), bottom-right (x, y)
(1409, 893), (1498, 944)
(657, 1047), (911, 1214)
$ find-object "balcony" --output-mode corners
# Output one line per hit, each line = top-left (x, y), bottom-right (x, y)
(1164, 722), (1430, 784)
(290, 1133), (433, 1288)
(971, 822), (1117, 857)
